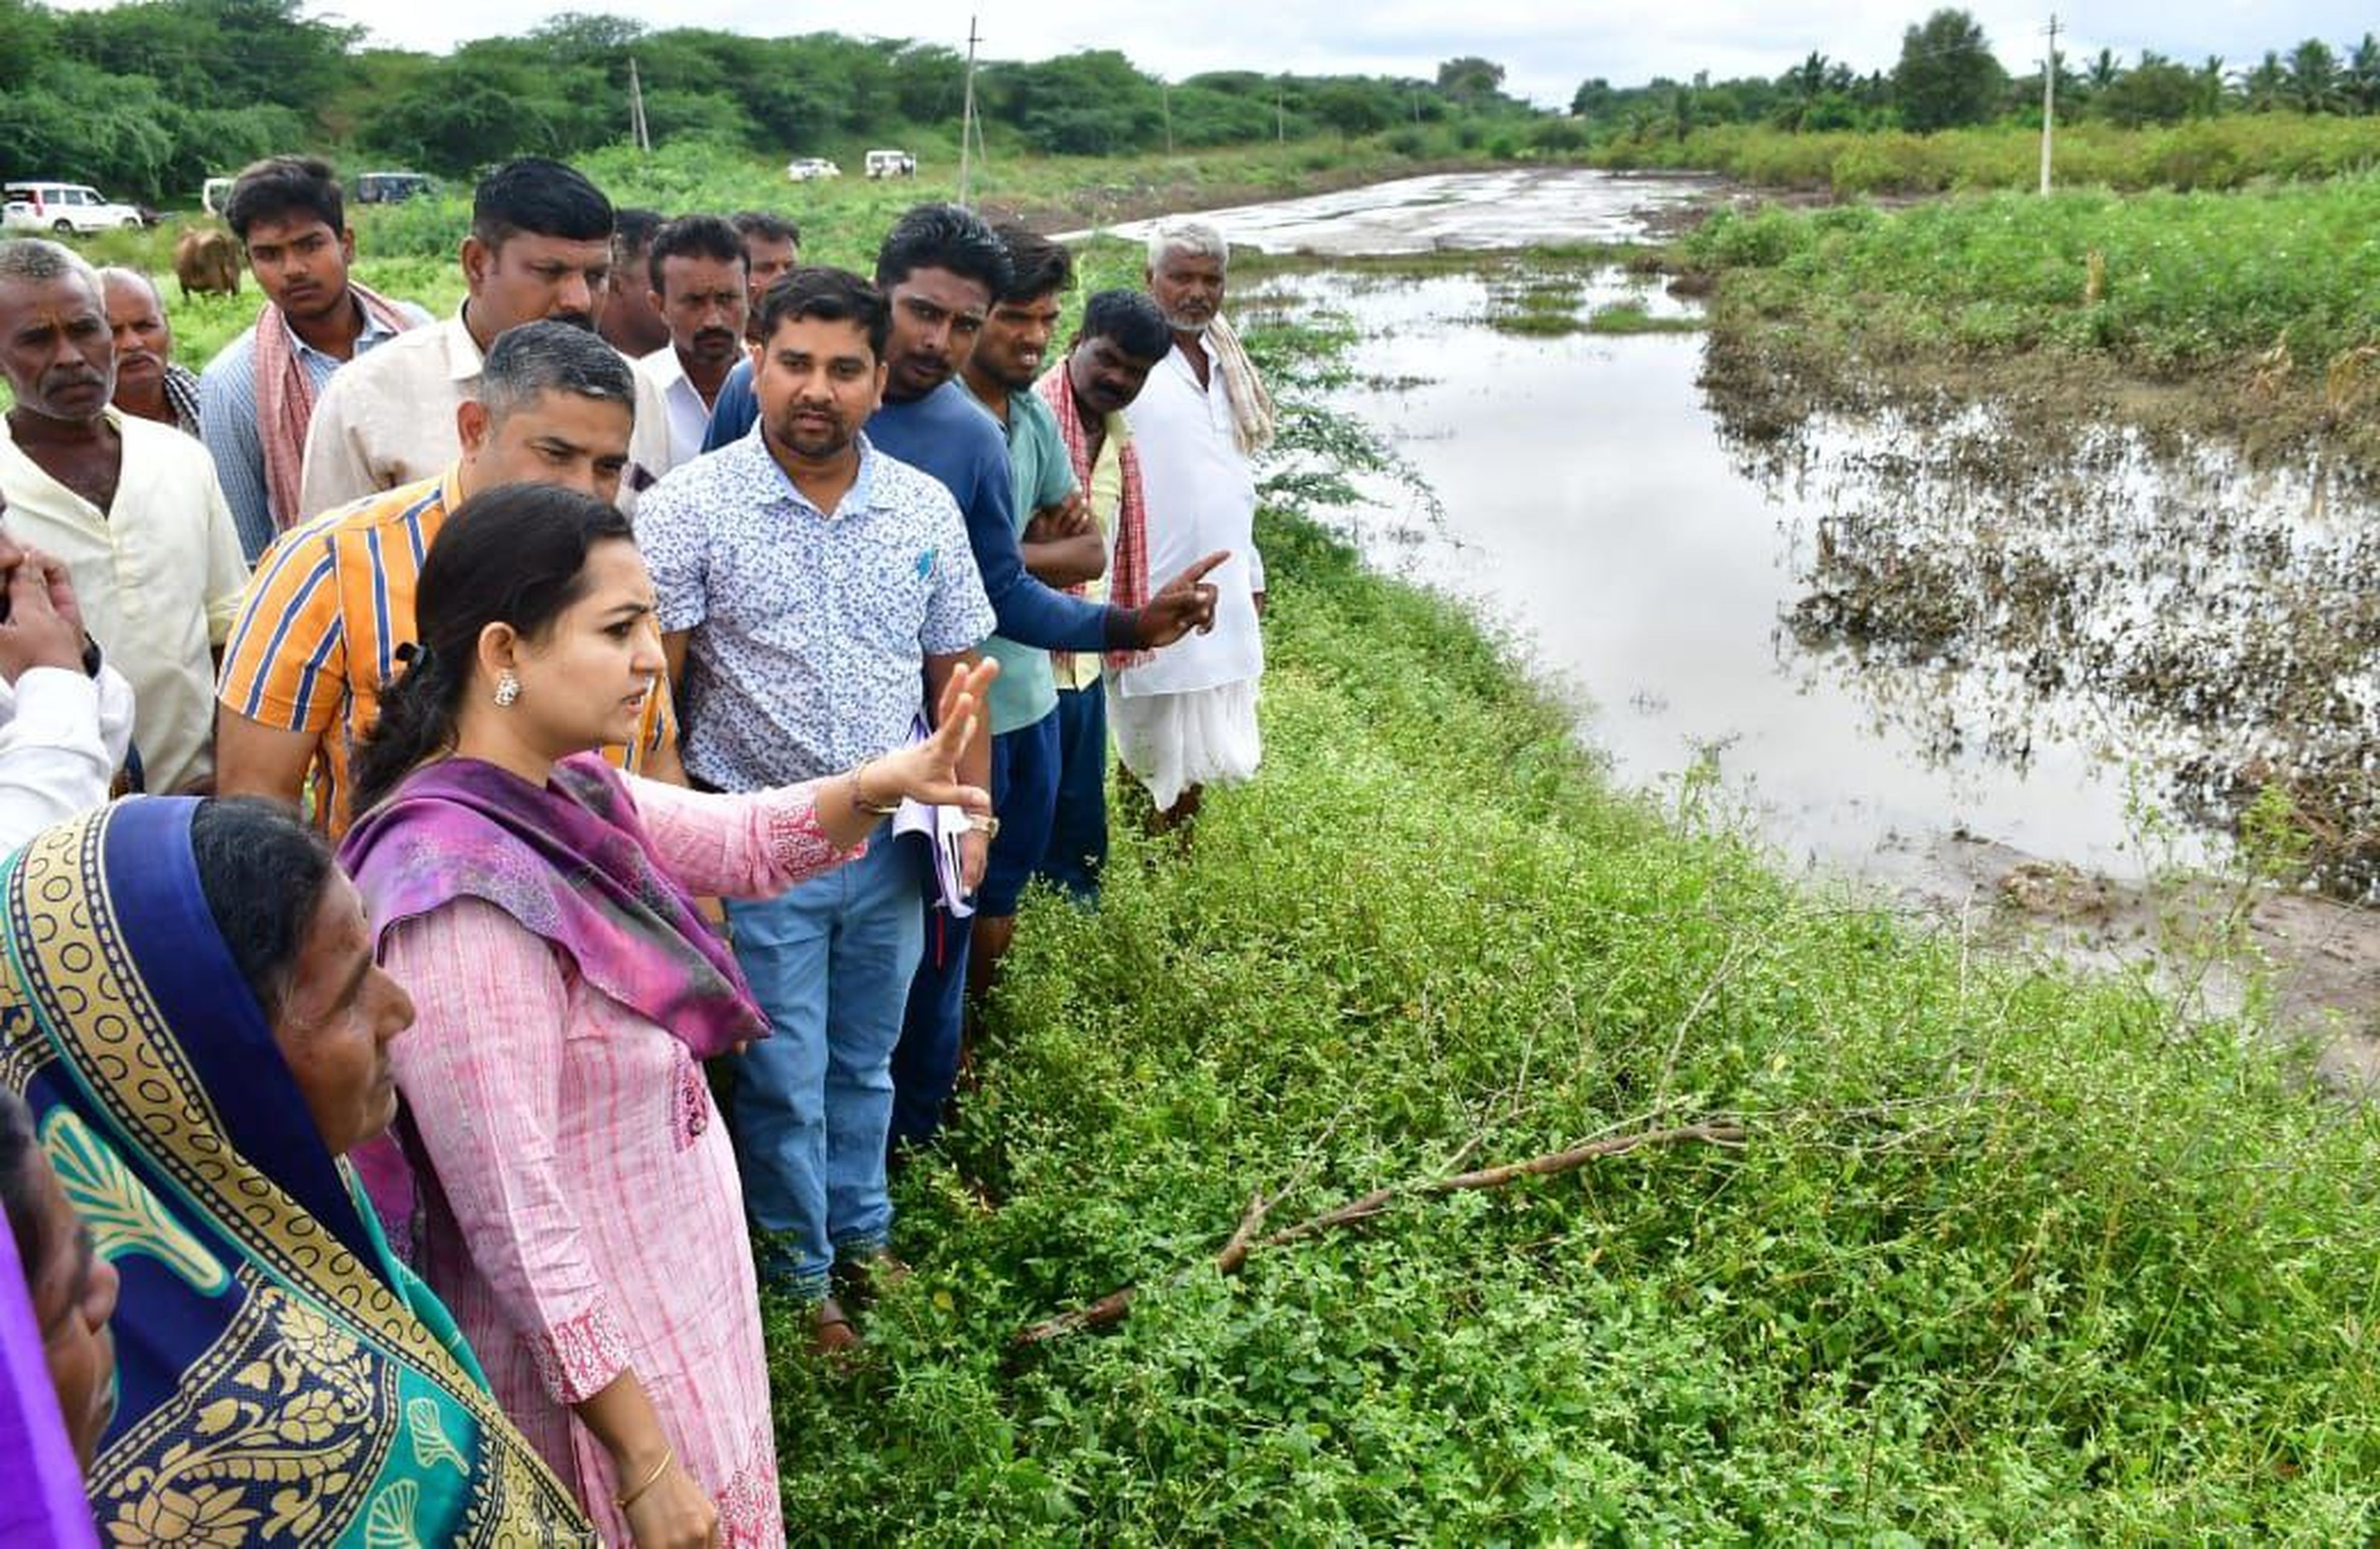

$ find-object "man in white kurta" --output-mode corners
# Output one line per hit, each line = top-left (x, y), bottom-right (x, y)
(1114, 220), (1270, 821)
(0, 242), (245, 793)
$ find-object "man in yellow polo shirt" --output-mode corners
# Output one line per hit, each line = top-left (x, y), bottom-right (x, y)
(215, 321), (680, 835)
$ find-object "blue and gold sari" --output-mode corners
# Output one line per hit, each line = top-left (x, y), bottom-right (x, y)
(0, 799), (592, 1546)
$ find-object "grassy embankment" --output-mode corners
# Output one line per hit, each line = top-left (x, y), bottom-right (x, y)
(1678, 168), (2380, 472)
(1600, 114), (2380, 196)
(740, 312), (2379, 1537)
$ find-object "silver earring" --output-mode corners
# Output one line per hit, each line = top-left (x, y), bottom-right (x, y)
(494, 670), (521, 708)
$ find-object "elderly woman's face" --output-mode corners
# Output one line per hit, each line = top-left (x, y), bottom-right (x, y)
(25, 1149), (120, 1470)
(273, 872), (413, 1158)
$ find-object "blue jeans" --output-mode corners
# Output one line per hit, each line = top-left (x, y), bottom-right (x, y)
(727, 826), (921, 1301)
(1036, 681), (1109, 904)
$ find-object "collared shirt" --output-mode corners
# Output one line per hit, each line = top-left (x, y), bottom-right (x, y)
(633, 345), (716, 474)
(217, 467), (677, 836)
(1118, 333), (1265, 698)
(1053, 408), (1130, 692)
(198, 298), (426, 561)
(295, 308), (677, 522)
(638, 428), (995, 792)
(0, 410), (248, 792)
(960, 379), (1079, 734)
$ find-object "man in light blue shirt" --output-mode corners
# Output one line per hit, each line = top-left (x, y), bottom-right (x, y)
(640, 268), (995, 1351)
(198, 156), (428, 560)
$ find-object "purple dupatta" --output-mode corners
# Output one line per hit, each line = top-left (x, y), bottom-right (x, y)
(339, 753), (768, 1059)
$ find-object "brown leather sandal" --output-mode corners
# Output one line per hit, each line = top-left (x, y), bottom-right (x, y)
(808, 1296), (861, 1358)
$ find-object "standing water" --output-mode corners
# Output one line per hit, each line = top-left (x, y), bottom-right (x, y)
(1102, 172), (2377, 906)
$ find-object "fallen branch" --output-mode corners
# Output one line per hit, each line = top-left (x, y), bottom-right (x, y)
(1015, 1121), (1746, 1346)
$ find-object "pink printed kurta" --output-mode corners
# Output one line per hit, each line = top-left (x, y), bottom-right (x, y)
(383, 774), (854, 1547)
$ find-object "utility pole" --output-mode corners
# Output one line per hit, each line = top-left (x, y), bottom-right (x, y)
(1162, 81), (1174, 155)
(2039, 14), (2059, 194)
(1275, 83), (1285, 142)
(628, 54), (650, 155)
(957, 14), (982, 208)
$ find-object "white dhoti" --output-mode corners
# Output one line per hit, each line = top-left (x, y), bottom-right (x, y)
(1116, 326), (1272, 812)
(1110, 677), (1261, 810)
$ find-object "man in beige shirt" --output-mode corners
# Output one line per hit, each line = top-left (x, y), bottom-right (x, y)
(0, 240), (246, 792)
(298, 156), (676, 518)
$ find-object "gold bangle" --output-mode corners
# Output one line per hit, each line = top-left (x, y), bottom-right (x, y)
(614, 1446), (674, 1511)
(848, 760), (901, 817)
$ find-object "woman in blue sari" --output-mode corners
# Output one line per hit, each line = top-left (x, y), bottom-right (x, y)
(0, 794), (591, 1545)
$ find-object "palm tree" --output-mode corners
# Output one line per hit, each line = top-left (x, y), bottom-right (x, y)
(2285, 39), (2347, 113)
(2085, 48), (2122, 95)
(2346, 33), (2380, 113)
(2198, 56), (2230, 115)
(2234, 51), (2290, 112)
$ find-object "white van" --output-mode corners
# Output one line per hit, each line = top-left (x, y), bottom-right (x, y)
(2, 181), (146, 235)
(864, 149), (918, 179)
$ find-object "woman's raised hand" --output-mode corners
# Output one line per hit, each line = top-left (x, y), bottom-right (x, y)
(860, 658), (997, 818)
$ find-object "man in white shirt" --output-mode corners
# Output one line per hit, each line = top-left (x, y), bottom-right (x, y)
(0, 240), (246, 793)
(0, 503), (135, 848)
(1115, 219), (1273, 830)
(632, 215), (748, 472)
(298, 156), (676, 517)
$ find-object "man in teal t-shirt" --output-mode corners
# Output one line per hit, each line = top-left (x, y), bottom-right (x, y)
(955, 226), (1101, 1009)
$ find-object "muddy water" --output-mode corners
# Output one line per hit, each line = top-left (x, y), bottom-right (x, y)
(1082, 168), (1721, 254)
(1252, 266), (2230, 888)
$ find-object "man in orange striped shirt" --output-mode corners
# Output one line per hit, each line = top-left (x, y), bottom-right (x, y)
(215, 321), (681, 835)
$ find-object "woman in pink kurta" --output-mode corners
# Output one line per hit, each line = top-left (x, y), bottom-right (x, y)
(376, 776), (844, 1545)
(332, 479), (994, 1547)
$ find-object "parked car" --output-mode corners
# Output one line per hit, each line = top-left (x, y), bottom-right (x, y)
(354, 171), (434, 205)
(864, 149), (918, 179)
(785, 157), (841, 182)
(2, 181), (147, 235)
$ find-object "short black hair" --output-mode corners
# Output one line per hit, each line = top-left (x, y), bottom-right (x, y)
(472, 158), (613, 251)
(613, 207), (665, 258)
(730, 210), (800, 248)
(1079, 289), (1172, 362)
(190, 798), (338, 1025)
(479, 319), (636, 420)
(758, 266), (890, 361)
(225, 155), (345, 243)
(648, 214), (748, 296)
(875, 203), (1011, 298)
(991, 224), (1072, 304)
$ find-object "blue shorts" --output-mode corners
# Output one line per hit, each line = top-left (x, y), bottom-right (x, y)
(977, 709), (1061, 917)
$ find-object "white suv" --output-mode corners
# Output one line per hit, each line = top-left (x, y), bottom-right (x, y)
(2, 182), (146, 236)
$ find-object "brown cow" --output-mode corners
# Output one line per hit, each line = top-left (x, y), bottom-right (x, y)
(172, 227), (240, 299)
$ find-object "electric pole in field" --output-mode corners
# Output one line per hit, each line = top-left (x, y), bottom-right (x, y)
(2039, 14), (2059, 194)
(628, 55), (651, 155)
(957, 14), (982, 208)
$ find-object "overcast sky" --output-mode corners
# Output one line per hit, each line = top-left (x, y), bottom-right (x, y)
(51, 1), (2380, 106)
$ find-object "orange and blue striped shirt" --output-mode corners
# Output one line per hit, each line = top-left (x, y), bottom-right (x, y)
(217, 466), (674, 837)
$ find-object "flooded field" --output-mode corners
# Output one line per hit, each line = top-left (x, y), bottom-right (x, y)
(1140, 168), (2376, 1053)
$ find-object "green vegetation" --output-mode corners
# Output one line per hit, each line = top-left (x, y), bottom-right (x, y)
(1569, 10), (2380, 150)
(761, 490), (2380, 1540)
(1600, 114), (2380, 194)
(1682, 172), (2380, 372)
(0, 0), (1535, 201)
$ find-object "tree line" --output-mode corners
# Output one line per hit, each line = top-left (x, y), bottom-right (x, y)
(0, 0), (1537, 201)
(1575, 9), (2380, 143)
